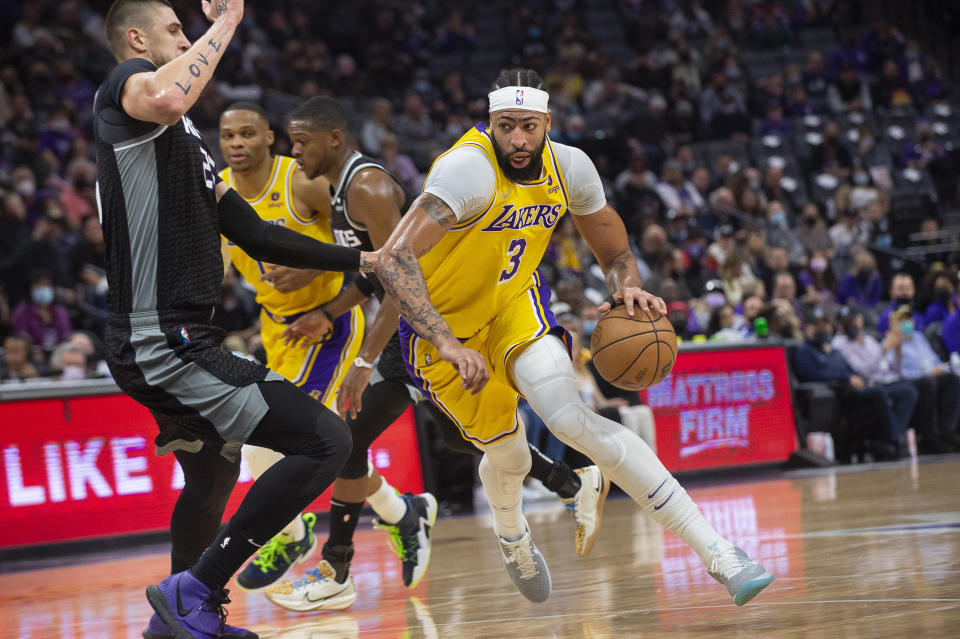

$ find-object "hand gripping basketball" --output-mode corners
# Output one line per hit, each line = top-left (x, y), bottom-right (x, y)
(590, 302), (678, 391)
(598, 287), (667, 316)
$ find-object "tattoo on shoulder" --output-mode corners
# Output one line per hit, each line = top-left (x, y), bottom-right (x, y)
(419, 193), (454, 227)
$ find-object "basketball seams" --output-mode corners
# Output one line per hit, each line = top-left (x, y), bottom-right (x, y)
(591, 306), (677, 391)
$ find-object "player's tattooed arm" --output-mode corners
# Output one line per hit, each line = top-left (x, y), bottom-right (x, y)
(120, 1), (242, 125)
(605, 249), (642, 294)
(376, 194), (456, 344)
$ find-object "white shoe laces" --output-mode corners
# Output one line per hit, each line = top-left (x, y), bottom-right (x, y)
(507, 540), (539, 580)
(709, 546), (747, 579)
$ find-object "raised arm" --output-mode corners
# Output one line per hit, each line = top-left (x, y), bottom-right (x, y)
(121, 0), (243, 125)
(572, 204), (666, 316)
(376, 192), (488, 392)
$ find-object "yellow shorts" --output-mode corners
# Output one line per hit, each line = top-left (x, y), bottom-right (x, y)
(399, 282), (570, 446)
(260, 306), (364, 410)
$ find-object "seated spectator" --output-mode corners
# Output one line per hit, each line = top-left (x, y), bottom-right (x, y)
(811, 122), (853, 179)
(878, 272), (925, 333)
(393, 92), (435, 168)
(798, 250), (837, 307)
(48, 342), (89, 381)
(699, 70), (749, 138)
(378, 133), (421, 193)
(793, 307), (900, 459)
(655, 160), (705, 217)
(67, 329), (110, 378)
(832, 310), (918, 455)
(636, 224), (668, 282)
(793, 202), (834, 256)
(872, 58), (915, 110)
(763, 200), (806, 264)
(924, 271), (958, 325)
(829, 206), (871, 254)
(1, 332), (40, 381)
(707, 303), (744, 342)
(759, 101), (792, 137)
(360, 98), (393, 156)
(682, 238), (718, 298)
(667, 301), (693, 341)
(758, 245), (793, 291)
(757, 298), (803, 340)
(837, 249), (883, 307)
(718, 249), (757, 305)
(772, 269), (804, 320)
(738, 186), (766, 221)
(11, 271), (72, 350)
(886, 307), (960, 451)
(802, 49), (830, 104)
(828, 64), (873, 114)
(741, 294), (765, 335)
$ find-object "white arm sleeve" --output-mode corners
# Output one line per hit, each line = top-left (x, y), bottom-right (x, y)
(422, 146), (497, 222)
(552, 143), (607, 215)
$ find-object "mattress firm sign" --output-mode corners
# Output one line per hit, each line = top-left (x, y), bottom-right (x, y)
(642, 346), (798, 472)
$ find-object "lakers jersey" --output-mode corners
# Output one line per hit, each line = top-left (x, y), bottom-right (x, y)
(420, 124), (569, 338)
(220, 155), (342, 316)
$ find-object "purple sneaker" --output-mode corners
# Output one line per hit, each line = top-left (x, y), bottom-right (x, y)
(145, 571), (242, 639)
(142, 613), (258, 639)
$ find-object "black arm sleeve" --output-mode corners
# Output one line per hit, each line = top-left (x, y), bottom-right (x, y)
(218, 188), (361, 272)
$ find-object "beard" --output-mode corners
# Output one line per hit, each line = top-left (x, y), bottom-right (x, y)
(490, 132), (547, 183)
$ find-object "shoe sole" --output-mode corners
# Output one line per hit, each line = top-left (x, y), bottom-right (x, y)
(577, 473), (611, 559)
(266, 587), (357, 612)
(406, 493), (439, 589)
(734, 573), (775, 606)
(145, 585), (193, 639)
(234, 535), (318, 593)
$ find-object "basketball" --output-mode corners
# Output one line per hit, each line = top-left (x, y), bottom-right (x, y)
(589, 305), (678, 391)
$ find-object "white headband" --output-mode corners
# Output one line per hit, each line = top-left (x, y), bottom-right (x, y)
(488, 86), (550, 113)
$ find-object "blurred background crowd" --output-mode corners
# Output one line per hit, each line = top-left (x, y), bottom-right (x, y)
(2, 0), (960, 462)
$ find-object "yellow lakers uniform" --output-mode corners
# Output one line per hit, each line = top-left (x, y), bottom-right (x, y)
(399, 124), (572, 445)
(221, 155), (362, 408)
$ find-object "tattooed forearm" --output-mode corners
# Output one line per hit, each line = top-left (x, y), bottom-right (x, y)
(419, 193), (454, 227)
(604, 249), (642, 293)
(216, 0), (228, 15)
(174, 37), (226, 95)
(378, 246), (455, 344)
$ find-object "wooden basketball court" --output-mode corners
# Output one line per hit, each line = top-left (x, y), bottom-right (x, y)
(3, 457), (959, 638)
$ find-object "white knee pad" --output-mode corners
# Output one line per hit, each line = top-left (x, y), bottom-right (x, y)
(478, 432), (531, 509)
(510, 336), (628, 469)
(241, 444), (284, 478)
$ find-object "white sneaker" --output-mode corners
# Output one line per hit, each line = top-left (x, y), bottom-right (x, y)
(497, 528), (552, 603)
(264, 560), (357, 612)
(563, 465), (610, 557)
(706, 544), (775, 606)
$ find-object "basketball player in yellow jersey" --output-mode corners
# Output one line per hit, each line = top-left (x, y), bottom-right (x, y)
(379, 69), (775, 605)
(218, 102), (363, 592)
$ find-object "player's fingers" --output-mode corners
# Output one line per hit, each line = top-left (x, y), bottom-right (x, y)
(635, 290), (650, 312)
(336, 393), (347, 419)
(351, 392), (362, 419)
(653, 295), (667, 315)
(623, 291), (637, 316)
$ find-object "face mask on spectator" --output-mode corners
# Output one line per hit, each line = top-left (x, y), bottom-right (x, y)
(853, 172), (869, 186)
(893, 296), (913, 308)
(582, 320), (597, 338)
(843, 323), (860, 340)
(61, 365), (86, 381)
(935, 286), (953, 305)
(770, 211), (787, 227)
(705, 292), (726, 308)
(901, 320), (914, 338)
(810, 256), (828, 272)
(856, 266), (874, 281)
(812, 330), (830, 346)
(32, 286), (54, 305)
(803, 215), (818, 227)
(16, 180), (35, 198)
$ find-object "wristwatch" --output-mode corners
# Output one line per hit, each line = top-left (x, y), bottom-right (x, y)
(353, 356), (375, 369)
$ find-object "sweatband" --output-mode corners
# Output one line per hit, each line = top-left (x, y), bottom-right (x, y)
(488, 86), (550, 113)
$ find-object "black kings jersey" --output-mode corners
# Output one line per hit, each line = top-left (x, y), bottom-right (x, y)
(94, 58), (223, 321)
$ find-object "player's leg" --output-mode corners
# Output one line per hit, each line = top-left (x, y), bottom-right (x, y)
(148, 380), (352, 638)
(509, 334), (775, 606)
(237, 308), (363, 591)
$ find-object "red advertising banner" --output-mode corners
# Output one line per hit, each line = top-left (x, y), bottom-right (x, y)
(0, 393), (424, 548)
(641, 346), (798, 472)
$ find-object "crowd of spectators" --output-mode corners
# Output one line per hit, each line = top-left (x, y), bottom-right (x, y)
(1, 0), (959, 460)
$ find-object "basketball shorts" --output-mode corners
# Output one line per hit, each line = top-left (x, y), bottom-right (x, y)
(260, 305), (364, 410)
(105, 310), (284, 461)
(400, 281), (571, 446)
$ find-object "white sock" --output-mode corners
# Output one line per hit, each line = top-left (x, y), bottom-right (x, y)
(367, 479), (407, 525)
(478, 433), (532, 541)
(510, 336), (730, 566)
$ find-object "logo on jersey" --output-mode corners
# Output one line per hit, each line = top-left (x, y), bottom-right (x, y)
(516, 89), (524, 105)
(334, 228), (363, 248)
(271, 192), (280, 201)
(481, 203), (562, 232)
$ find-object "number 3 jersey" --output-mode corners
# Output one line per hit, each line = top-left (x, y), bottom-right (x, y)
(420, 123), (606, 338)
(94, 58), (225, 319)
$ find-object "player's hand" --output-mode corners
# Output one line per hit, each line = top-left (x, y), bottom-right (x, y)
(337, 364), (373, 419)
(260, 266), (319, 293)
(598, 286), (667, 316)
(437, 340), (489, 394)
(360, 250), (378, 274)
(282, 308), (332, 347)
(202, 0), (243, 25)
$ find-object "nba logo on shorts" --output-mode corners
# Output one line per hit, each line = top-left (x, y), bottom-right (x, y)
(516, 89), (524, 105)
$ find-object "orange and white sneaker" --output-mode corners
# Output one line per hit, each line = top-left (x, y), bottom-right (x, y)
(264, 560), (356, 612)
(563, 465), (610, 557)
